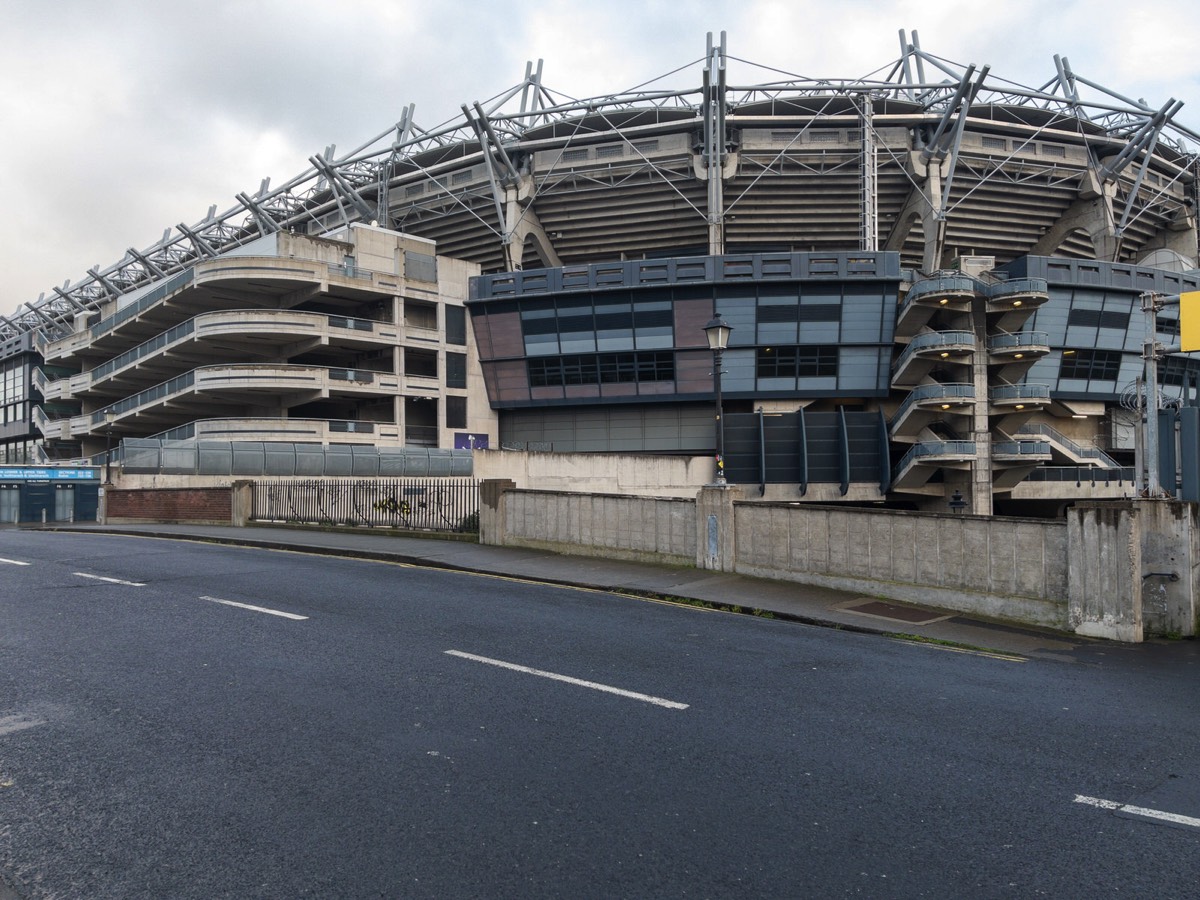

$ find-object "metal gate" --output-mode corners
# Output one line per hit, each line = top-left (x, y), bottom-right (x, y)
(251, 478), (480, 533)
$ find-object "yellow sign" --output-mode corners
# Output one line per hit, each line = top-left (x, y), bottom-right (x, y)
(1183, 291), (1200, 352)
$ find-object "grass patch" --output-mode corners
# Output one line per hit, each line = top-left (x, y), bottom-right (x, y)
(887, 632), (1025, 660)
(621, 590), (774, 619)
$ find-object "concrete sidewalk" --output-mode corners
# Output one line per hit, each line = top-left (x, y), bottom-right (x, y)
(40, 521), (1103, 663)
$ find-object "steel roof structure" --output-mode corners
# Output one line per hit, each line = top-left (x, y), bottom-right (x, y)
(5, 29), (1198, 343)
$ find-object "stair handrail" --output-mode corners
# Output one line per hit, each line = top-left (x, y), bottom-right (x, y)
(1015, 421), (1120, 468)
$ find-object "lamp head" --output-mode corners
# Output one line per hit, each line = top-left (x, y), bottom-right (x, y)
(703, 316), (733, 351)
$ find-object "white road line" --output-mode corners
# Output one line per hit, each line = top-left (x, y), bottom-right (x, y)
(445, 650), (689, 710)
(1074, 794), (1200, 829)
(0, 715), (45, 737)
(892, 640), (1026, 662)
(74, 572), (146, 587)
(200, 596), (309, 621)
(0, 557), (30, 566)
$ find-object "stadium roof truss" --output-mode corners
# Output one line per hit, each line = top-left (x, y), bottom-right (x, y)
(6, 29), (1198, 343)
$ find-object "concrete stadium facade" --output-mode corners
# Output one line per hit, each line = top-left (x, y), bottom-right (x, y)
(4, 32), (1200, 514)
(33, 227), (496, 463)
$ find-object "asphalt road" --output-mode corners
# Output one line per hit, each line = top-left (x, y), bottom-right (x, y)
(2, 530), (1199, 898)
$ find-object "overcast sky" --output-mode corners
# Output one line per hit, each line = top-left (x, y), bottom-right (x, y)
(3, 0), (1198, 317)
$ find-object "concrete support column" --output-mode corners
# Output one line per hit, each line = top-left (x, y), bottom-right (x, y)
(1068, 502), (1141, 641)
(1031, 177), (1120, 261)
(478, 478), (515, 546)
(1139, 500), (1199, 638)
(917, 156), (948, 273)
(971, 294), (993, 516)
(231, 481), (253, 527)
(503, 177), (561, 271)
(882, 153), (949, 273)
(1068, 499), (1200, 641)
(696, 484), (741, 571)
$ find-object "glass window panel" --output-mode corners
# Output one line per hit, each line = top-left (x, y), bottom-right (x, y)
(445, 352), (467, 389)
(757, 322), (798, 344)
(523, 333), (560, 356)
(757, 302), (799, 323)
(797, 322), (839, 344)
(596, 333), (635, 352)
(445, 306), (467, 346)
(559, 334), (597, 353)
(634, 329), (673, 349)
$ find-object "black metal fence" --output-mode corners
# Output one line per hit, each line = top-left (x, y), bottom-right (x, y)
(251, 478), (480, 533)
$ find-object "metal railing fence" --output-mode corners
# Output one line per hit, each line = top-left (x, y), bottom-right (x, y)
(1015, 422), (1122, 468)
(122, 439), (472, 477)
(895, 440), (977, 473)
(251, 478), (480, 533)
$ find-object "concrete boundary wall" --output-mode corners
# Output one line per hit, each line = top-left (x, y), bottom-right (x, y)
(732, 502), (1069, 628)
(485, 487), (696, 566)
(481, 483), (1069, 627)
(479, 484), (1197, 638)
(473, 450), (709, 498)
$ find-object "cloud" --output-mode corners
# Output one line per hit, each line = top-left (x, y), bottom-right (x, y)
(2, 0), (1198, 316)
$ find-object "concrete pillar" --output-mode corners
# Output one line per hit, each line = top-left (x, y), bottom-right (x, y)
(883, 154), (949, 273)
(1066, 498), (1200, 641)
(231, 481), (254, 527)
(1068, 502), (1141, 641)
(503, 177), (561, 271)
(970, 294), (993, 516)
(696, 484), (741, 571)
(478, 479), (515, 546)
(1031, 178), (1120, 261)
(1139, 500), (1199, 638)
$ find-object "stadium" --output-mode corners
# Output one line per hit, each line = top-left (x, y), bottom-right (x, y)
(3, 30), (1200, 516)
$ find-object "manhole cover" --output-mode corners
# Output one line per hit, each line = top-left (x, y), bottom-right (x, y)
(839, 599), (949, 625)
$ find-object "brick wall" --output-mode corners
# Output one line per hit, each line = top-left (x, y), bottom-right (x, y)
(106, 488), (232, 524)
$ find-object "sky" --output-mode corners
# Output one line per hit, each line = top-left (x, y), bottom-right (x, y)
(3, 0), (1199, 318)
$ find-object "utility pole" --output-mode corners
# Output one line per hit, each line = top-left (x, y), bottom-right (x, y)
(1142, 291), (1164, 496)
(1141, 290), (1193, 497)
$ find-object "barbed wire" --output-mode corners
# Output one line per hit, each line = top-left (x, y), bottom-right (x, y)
(1120, 381), (1184, 412)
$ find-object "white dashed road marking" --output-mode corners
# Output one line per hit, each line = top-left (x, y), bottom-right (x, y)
(445, 650), (689, 710)
(74, 572), (146, 587)
(0, 715), (46, 737)
(0, 557), (30, 566)
(200, 596), (309, 621)
(1074, 794), (1200, 830)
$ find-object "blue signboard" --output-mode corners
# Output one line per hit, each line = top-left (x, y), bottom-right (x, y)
(454, 433), (489, 450)
(0, 467), (100, 481)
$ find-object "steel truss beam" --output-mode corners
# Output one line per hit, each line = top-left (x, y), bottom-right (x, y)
(5, 30), (1198, 342)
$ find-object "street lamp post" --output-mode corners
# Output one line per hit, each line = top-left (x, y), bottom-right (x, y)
(703, 316), (733, 485)
(103, 410), (115, 485)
